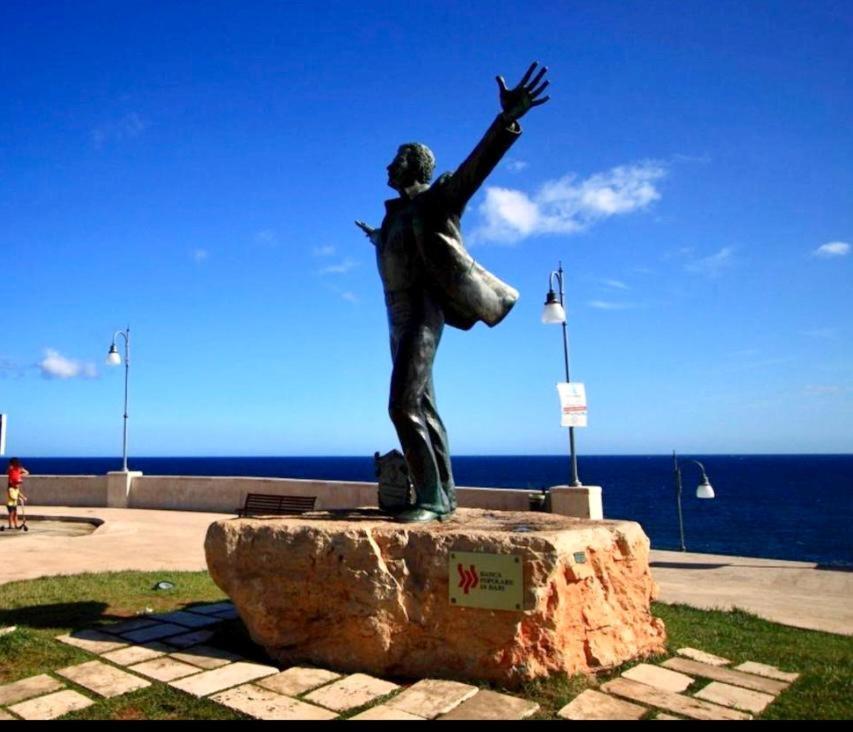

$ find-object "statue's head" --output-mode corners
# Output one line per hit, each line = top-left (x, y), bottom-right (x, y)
(387, 143), (435, 191)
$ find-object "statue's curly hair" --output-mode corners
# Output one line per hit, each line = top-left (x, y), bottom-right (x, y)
(400, 143), (436, 184)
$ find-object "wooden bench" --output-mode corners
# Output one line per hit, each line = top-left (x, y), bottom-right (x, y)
(236, 493), (317, 517)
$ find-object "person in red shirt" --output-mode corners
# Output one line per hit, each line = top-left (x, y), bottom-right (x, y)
(6, 457), (29, 530)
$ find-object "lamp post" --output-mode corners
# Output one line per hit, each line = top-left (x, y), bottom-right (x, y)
(542, 262), (581, 487)
(106, 327), (131, 472)
(672, 450), (715, 551)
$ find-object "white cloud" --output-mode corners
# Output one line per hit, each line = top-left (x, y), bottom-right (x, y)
(475, 161), (666, 243)
(600, 278), (629, 290)
(587, 300), (634, 310)
(39, 349), (97, 380)
(319, 257), (357, 275)
(685, 247), (734, 277)
(340, 291), (359, 303)
(504, 159), (529, 172)
(312, 245), (336, 257)
(192, 248), (209, 263)
(92, 112), (147, 148)
(813, 241), (850, 258)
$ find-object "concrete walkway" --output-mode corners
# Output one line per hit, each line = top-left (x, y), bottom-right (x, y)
(1, 507), (850, 637)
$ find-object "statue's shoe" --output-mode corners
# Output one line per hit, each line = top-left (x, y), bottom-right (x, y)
(395, 507), (441, 523)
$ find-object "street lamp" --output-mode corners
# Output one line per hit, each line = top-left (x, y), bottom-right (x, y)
(672, 450), (715, 551)
(106, 327), (131, 472)
(542, 261), (581, 487)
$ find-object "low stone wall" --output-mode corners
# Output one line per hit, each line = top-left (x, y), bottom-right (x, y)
(23, 474), (602, 519)
(20, 475), (107, 507)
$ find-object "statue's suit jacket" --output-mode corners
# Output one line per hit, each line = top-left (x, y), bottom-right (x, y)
(384, 114), (522, 331)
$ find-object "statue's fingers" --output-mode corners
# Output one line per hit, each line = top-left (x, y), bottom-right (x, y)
(528, 66), (548, 90)
(496, 75), (508, 93)
(530, 96), (550, 107)
(517, 61), (537, 87)
(530, 80), (550, 98)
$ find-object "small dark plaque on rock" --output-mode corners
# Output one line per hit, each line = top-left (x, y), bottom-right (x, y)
(374, 449), (416, 515)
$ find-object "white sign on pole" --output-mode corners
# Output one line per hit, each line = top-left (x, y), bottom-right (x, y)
(556, 383), (587, 427)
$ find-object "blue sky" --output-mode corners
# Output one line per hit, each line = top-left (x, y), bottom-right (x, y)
(1, 0), (851, 457)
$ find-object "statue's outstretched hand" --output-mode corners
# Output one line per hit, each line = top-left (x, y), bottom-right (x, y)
(497, 62), (550, 123)
(355, 220), (380, 246)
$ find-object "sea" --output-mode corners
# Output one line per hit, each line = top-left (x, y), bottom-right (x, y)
(18, 454), (853, 569)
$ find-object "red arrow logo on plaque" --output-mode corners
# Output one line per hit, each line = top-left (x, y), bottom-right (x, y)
(457, 563), (479, 594)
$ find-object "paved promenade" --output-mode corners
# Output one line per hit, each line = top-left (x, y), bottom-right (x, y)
(1, 506), (849, 637)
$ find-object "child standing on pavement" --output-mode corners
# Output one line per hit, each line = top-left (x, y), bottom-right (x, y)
(7, 457), (29, 530)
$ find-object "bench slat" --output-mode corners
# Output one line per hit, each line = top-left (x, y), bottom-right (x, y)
(236, 492), (317, 517)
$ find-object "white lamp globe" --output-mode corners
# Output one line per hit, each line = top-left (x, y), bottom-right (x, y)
(541, 291), (566, 324)
(696, 479), (715, 499)
(106, 346), (121, 366)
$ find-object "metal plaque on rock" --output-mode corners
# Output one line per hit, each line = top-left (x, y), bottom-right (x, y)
(449, 551), (524, 611)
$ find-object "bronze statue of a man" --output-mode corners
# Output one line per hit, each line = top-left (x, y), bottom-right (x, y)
(356, 63), (550, 523)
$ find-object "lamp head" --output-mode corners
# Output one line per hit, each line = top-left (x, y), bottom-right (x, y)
(541, 290), (566, 324)
(106, 343), (121, 366)
(696, 477), (715, 499)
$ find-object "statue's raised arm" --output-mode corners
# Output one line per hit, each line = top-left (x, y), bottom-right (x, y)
(497, 62), (550, 124)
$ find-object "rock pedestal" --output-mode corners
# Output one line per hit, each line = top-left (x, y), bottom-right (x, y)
(204, 508), (666, 687)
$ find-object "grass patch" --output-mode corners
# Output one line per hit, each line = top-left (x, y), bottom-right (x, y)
(0, 572), (850, 719)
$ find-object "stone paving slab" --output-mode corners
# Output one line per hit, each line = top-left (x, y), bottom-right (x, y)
(129, 657), (202, 682)
(439, 689), (540, 720)
(623, 663), (694, 693)
(304, 673), (401, 713)
(185, 601), (234, 615)
(149, 610), (222, 629)
(557, 689), (648, 720)
(170, 644), (242, 670)
(101, 642), (171, 666)
(695, 681), (776, 714)
(661, 658), (788, 694)
(0, 674), (64, 706)
(677, 647), (730, 666)
(385, 679), (478, 719)
(165, 629), (216, 648)
(350, 704), (426, 720)
(99, 617), (160, 636)
(734, 661), (799, 683)
(169, 661), (279, 697)
(211, 607), (240, 620)
(56, 629), (129, 654)
(121, 622), (189, 643)
(211, 683), (338, 720)
(0, 626), (17, 637)
(56, 660), (151, 698)
(8, 689), (94, 720)
(256, 667), (342, 697)
(601, 678), (751, 721)
(655, 713), (682, 720)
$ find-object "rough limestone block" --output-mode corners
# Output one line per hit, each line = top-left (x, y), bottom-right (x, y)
(350, 705), (426, 720)
(8, 690), (94, 720)
(0, 709), (15, 720)
(303, 673), (400, 712)
(170, 644), (242, 670)
(558, 689), (647, 720)
(205, 509), (666, 687)
(169, 661), (279, 697)
(601, 677), (751, 721)
(695, 682), (776, 714)
(623, 663), (693, 693)
(55, 629), (128, 655)
(211, 683), (338, 720)
(256, 667), (342, 697)
(129, 657), (202, 682)
(56, 660), (150, 698)
(677, 648), (730, 666)
(101, 643), (170, 666)
(384, 679), (478, 719)
(734, 662), (799, 683)
(439, 689), (540, 720)
(655, 713), (682, 720)
(661, 658), (788, 694)
(0, 674), (64, 706)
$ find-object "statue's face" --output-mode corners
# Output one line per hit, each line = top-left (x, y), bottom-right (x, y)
(387, 147), (417, 191)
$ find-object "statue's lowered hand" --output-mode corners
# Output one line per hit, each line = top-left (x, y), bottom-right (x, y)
(497, 61), (550, 123)
(355, 220), (380, 246)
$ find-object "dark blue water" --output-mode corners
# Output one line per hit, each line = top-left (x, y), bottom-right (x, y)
(18, 454), (853, 568)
